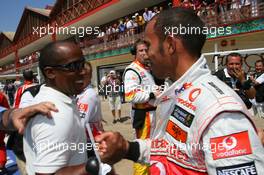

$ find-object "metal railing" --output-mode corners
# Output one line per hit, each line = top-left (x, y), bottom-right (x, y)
(82, 32), (144, 55)
(198, 0), (264, 26)
(82, 1), (264, 56)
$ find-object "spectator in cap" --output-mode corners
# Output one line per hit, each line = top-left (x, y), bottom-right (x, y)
(105, 70), (122, 124)
(132, 15), (139, 34)
(135, 13), (145, 33)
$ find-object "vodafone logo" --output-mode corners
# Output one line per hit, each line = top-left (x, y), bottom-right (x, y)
(222, 136), (237, 151)
(210, 131), (252, 160)
(177, 98), (196, 111)
(78, 103), (88, 112)
(188, 88), (201, 102)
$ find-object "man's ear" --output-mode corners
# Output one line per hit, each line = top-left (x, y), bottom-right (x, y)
(43, 67), (56, 80)
(166, 35), (176, 55)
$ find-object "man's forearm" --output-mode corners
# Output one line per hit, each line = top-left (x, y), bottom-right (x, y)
(1, 109), (16, 131)
(0, 102), (57, 133)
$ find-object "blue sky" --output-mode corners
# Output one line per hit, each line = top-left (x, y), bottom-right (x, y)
(0, 0), (55, 32)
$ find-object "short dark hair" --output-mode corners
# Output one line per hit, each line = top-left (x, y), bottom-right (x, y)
(39, 40), (78, 76)
(255, 59), (264, 66)
(23, 70), (34, 81)
(131, 39), (149, 55)
(226, 52), (243, 64)
(153, 7), (206, 58)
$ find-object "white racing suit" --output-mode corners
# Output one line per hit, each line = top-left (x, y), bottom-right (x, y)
(135, 56), (264, 175)
(77, 85), (111, 174)
(124, 60), (158, 175)
(77, 84), (103, 136)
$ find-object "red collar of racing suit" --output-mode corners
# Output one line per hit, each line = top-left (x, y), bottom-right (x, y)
(134, 60), (150, 71)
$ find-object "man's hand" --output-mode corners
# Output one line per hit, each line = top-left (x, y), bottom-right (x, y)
(154, 88), (161, 97)
(95, 132), (129, 165)
(12, 102), (58, 134)
(232, 68), (245, 82)
(250, 76), (259, 86)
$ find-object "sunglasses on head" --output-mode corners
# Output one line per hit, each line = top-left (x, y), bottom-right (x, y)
(47, 57), (86, 72)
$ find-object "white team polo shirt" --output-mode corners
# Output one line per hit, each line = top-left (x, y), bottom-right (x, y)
(23, 85), (87, 175)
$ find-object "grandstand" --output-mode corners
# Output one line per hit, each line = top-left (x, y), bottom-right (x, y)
(0, 0), (263, 87)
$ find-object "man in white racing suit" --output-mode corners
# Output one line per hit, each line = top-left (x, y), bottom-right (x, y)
(77, 62), (113, 174)
(77, 62), (104, 137)
(137, 56), (264, 174)
(96, 8), (264, 175)
(124, 39), (160, 175)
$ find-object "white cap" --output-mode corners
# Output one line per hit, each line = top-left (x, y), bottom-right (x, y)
(110, 70), (116, 74)
(135, 13), (139, 16)
(132, 15), (135, 18)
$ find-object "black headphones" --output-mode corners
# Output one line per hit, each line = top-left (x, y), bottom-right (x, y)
(130, 39), (148, 56)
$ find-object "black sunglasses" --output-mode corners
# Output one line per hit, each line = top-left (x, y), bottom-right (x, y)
(47, 57), (86, 72)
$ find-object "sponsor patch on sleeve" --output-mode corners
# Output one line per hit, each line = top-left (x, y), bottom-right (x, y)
(78, 103), (88, 112)
(170, 105), (194, 127)
(210, 131), (252, 160)
(166, 120), (187, 143)
(216, 161), (257, 175)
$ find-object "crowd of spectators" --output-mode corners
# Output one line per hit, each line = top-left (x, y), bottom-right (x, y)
(81, 0), (263, 55)
(81, 5), (165, 54)
(19, 51), (40, 65)
(175, 0), (263, 22)
(0, 52), (40, 73)
(96, 6), (163, 43)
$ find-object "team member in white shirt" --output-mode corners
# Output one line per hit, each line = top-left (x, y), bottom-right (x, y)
(23, 41), (99, 175)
